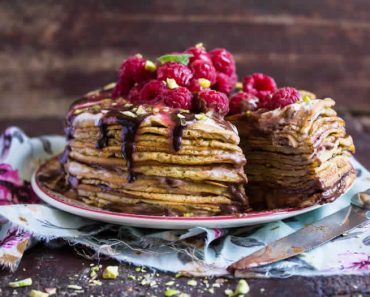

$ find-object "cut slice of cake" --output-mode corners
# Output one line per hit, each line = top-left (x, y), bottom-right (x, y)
(227, 93), (355, 209)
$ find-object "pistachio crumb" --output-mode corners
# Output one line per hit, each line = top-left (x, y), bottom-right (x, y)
(121, 111), (137, 118)
(208, 288), (215, 294)
(224, 289), (234, 297)
(164, 288), (180, 296)
(135, 267), (142, 272)
(166, 78), (180, 89)
(128, 275), (136, 280)
(9, 278), (32, 288)
(195, 42), (204, 49)
(195, 113), (207, 121)
(177, 113), (185, 119)
(67, 285), (82, 290)
(175, 272), (183, 278)
(28, 290), (49, 297)
(165, 281), (175, 286)
(198, 78), (211, 89)
(102, 266), (119, 279)
(235, 279), (250, 295)
(187, 280), (197, 287)
(145, 60), (157, 72)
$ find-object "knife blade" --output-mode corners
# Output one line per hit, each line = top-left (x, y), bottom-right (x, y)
(228, 203), (369, 273)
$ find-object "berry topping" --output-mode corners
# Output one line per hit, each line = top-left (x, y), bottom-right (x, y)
(213, 72), (237, 95)
(197, 89), (229, 115)
(229, 92), (259, 115)
(267, 87), (300, 110)
(190, 60), (217, 84)
(157, 62), (193, 87)
(127, 84), (143, 103)
(162, 87), (193, 110)
(209, 48), (236, 76)
(138, 80), (166, 104)
(185, 44), (212, 64)
(112, 55), (155, 98)
(242, 73), (277, 98)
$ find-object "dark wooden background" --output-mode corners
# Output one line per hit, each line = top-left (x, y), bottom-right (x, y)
(1, 0), (369, 120)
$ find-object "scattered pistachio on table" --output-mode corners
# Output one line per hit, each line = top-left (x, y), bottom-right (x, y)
(9, 278), (32, 288)
(28, 289), (49, 297)
(102, 266), (119, 279)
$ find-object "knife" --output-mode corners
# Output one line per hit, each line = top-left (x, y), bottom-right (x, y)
(228, 191), (370, 273)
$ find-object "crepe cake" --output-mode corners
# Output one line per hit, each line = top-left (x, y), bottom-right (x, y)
(227, 81), (355, 209)
(61, 83), (248, 216)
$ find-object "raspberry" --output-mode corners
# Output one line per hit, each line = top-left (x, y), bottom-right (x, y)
(209, 48), (236, 76)
(190, 60), (217, 84)
(242, 73), (277, 99)
(112, 55), (155, 98)
(127, 84), (142, 104)
(229, 92), (259, 115)
(267, 87), (300, 110)
(161, 87), (193, 110)
(197, 89), (229, 115)
(157, 62), (193, 87)
(185, 46), (212, 64)
(138, 80), (166, 104)
(213, 72), (237, 94)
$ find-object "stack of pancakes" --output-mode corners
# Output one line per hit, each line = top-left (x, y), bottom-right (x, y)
(63, 87), (248, 216)
(227, 97), (356, 209)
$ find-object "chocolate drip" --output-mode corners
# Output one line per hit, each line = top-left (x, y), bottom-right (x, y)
(97, 110), (149, 183)
(171, 112), (195, 152)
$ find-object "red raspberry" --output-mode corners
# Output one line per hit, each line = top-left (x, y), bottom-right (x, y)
(157, 62), (193, 87)
(112, 55), (155, 98)
(188, 79), (202, 94)
(161, 87), (193, 110)
(138, 80), (166, 104)
(190, 60), (216, 84)
(229, 92), (259, 115)
(209, 48), (236, 76)
(213, 72), (237, 95)
(127, 84), (143, 104)
(267, 87), (300, 110)
(197, 89), (229, 115)
(242, 73), (277, 99)
(185, 46), (212, 64)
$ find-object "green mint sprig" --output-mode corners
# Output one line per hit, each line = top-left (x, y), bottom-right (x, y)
(157, 53), (193, 65)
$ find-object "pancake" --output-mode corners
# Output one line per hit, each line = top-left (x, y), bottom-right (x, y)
(56, 84), (249, 216)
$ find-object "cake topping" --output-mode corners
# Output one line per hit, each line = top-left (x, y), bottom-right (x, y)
(266, 87), (300, 109)
(229, 92), (259, 115)
(213, 72), (237, 95)
(242, 72), (277, 99)
(157, 62), (193, 87)
(197, 89), (229, 115)
(162, 87), (193, 109)
(189, 59), (217, 84)
(138, 80), (166, 104)
(185, 43), (212, 64)
(209, 48), (236, 76)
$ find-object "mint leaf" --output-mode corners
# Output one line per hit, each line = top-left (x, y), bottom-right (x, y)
(157, 53), (193, 65)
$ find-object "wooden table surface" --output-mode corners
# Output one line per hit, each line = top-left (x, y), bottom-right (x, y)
(0, 116), (369, 297)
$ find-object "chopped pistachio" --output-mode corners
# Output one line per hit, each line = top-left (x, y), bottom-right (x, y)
(164, 288), (179, 296)
(67, 285), (82, 290)
(135, 105), (147, 116)
(198, 78), (211, 89)
(135, 54), (143, 58)
(135, 267), (142, 272)
(124, 103), (134, 108)
(195, 113), (207, 121)
(91, 105), (101, 113)
(187, 280), (197, 287)
(121, 111), (137, 118)
(128, 275), (136, 280)
(175, 272), (183, 278)
(212, 283), (221, 288)
(166, 78), (179, 89)
(90, 265), (100, 278)
(302, 95), (311, 103)
(102, 266), (119, 279)
(165, 281), (175, 286)
(208, 288), (215, 294)
(102, 82), (116, 90)
(89, 280), (102, 286)
(224, 289), (234, 297)
(235, 279), (249, 295)
(177, 113), (185, 119)
(235, 82), (243, 89)
(150, 280), (157, 287)
(145, 60), (157, 72)
(28, 290), (49, 297)
(9, 278), (32, 288)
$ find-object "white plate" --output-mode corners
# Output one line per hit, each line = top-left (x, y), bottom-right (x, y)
(31, 167), (323, 229)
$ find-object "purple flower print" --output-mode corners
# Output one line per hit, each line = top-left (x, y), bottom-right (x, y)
(0, 164), (39, 205)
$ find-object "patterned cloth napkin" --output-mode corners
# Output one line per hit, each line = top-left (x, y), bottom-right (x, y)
(1, 127), (370, 277)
